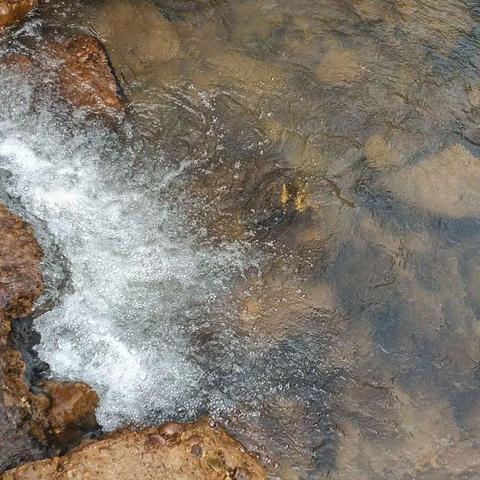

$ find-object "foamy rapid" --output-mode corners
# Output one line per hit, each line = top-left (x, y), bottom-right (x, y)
(0, 72), (250, 429)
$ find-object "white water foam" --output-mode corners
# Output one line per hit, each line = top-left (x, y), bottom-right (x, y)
(0, 73), (250, 428)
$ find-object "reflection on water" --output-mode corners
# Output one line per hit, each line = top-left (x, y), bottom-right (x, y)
(3, 0), (480, 478)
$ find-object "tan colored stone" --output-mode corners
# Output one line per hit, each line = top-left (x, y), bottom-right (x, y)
(55, 35), (124, 118)
(316, 47), (365, 86)
(383, 144), (480, 218)
(95, 0), (181, 73)
(0, 0), (36, 30)
(352, 0), (395, 22)
(468, 85), (480, 107)
(1, 418), (267, 480)
(396, 0), (473, 55)
(365, 134), (404, 170)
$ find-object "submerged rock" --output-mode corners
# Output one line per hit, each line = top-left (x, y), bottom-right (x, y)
(382, 144), (480, 218)
(1, 418), (267, 480)
(316, 47), (365, 86)
(95, 0), (182, 73)
(0, 0), (36, 30)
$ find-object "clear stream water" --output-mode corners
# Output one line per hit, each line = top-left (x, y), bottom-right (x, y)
(3, 0), (480, 479)
(0, 108), (251, 429)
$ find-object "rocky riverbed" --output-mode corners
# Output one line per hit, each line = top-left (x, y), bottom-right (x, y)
(0, 2), (265, 478)
(0, 201), (266, 478)
(3, 0), (480, 479)
(0, 203), (100, 470)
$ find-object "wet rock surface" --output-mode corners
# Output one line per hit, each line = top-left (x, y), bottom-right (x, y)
(1, 419), (267, 480)
(54, 35), (124, 119)
(0, 32), (124, 120)
(41, 380), (99, 446)
(0, 0), (36, 30)
(0, 205), (100, 472)
(0, 204), (43, 316)
(0, 314), (48, 473)
(0, 204), (47, 471)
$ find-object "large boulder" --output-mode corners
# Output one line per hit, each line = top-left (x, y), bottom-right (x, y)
(1, 418), (267, 480)
(1, 33), (124, 120)
(0, 0), (36, 30)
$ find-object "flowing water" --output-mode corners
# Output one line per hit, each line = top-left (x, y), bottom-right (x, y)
(3, 0), (480, 478)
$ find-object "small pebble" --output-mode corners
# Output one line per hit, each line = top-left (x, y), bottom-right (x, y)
(191, 444), (203, 457)
(187, 435), (203, 446)
(149, 434), (166, 446)
(158, 422), (185, 436)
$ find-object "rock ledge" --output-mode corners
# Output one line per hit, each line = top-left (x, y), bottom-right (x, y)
(1, 418), (267, 480)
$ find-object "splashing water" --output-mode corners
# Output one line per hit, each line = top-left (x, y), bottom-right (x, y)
(0, 73), (251, 429)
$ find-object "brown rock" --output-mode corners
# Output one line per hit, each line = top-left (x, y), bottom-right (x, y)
(0, 34), (124, 120)
(0, 203), (46, 433)
(157, 421), (186, 437)
(364, 134), (404, 170)
(0, 53), (34, 72)
(1, 418), (267, 480)
(316, 47), (365, 86)
(95, 0), (182, 74)
(191, 444), (203, 457)
(0, 205), (98, 471)
(0, 204), (43, 317)
(42, 380), (99, 446)
(0, 204), (49, 470)
(0, 0), (36, 30)
(149, 433), (167, 446)
(55, 35), (124, 119)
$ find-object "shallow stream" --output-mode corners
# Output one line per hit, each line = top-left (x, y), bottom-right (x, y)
(3, 0), (480, 478)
